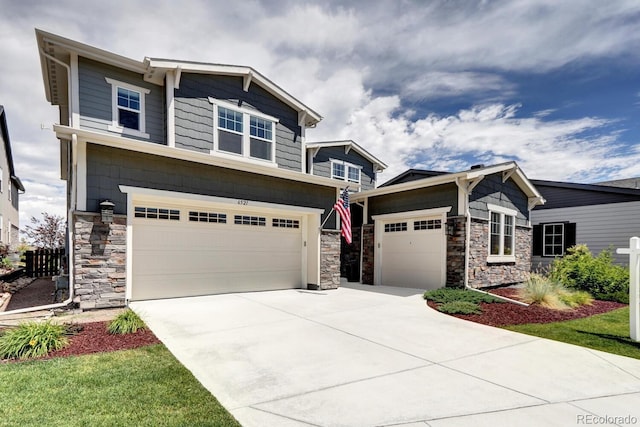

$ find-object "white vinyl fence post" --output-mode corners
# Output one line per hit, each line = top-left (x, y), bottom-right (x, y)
(617, 237), (640, 342)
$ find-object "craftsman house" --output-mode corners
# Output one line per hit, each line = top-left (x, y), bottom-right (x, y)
(36, 29), (544, 310)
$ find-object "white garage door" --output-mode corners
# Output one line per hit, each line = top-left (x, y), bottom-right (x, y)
(130, 203), (305, 301)
(375, 211), (448, 290)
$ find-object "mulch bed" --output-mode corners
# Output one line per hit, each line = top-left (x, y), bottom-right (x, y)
(427, 287), (627, 327)
(2, 321), (161, 363)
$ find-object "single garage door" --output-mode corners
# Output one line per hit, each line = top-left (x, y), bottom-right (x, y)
(375, 213), (447, 290)
(130, 202), (305, 301)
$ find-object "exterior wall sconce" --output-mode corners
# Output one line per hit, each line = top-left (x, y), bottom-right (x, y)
(447, 222), (456, 236)
(100, 200), (115, 224)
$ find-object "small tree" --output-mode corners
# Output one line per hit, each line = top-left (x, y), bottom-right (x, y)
(23, 213), (66, 249)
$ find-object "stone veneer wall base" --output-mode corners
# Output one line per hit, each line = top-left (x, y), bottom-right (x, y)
(73, 212), (127, 310)
(319, 229), (341, 290)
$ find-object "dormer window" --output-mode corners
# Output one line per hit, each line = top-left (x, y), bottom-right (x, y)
(210, 98), (277, 164)
(105, 78), (150, 139)
(331, 159), (361, 184)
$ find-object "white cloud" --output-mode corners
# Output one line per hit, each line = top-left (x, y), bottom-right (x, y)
(0, 0), (638, 229)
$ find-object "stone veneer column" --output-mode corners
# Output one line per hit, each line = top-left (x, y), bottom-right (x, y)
(73, 212), (127, 310)
(361, 224), (375, 285)
(446, 216), (466, 287)
(319, 229), (340, 290)
(467, 218), (532, 288)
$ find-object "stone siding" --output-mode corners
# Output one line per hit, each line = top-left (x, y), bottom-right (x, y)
(361, 225), (375, 284)
(73, 212), (127, 310)
(468, 218), (532, 288)
(320, 230), (340, 290)
(445, 216), (466, 287)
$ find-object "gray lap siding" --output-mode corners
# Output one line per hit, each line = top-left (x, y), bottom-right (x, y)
(175, 74), (303, 172)
(78, 57), (165, 143)
(367, 183), (458, 221)
(311, 146), (377, 190)
(469, 175), (529, 225)
(84, 143), (337, 227)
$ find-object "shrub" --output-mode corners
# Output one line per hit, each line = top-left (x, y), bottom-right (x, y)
(519, 273), (594, 310)
(1, 257), (14, 270)
(549, 245), (629, 303)
(438, 301), (482, 315)
(518, 274), (567, 309)
(423, 288), (504, 304)
(0, 321), (69, 360)
(108, 309), (147, 335)
(558, 290), (593, 308)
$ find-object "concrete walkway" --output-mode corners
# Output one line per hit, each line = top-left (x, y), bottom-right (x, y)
(131, 284), (640, 426)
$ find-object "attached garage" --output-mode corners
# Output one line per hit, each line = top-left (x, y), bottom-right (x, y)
(372, 208), (450, 290)
(122, 187), (323, 301)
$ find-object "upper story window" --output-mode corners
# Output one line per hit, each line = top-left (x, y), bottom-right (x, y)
(331, 160), (361, 184)
(209, 98), (277, 164)
(105, 78), (150, 139)
(487, 204), (517, 263)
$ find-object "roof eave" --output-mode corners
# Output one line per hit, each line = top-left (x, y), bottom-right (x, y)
(306, 140), (388, 171)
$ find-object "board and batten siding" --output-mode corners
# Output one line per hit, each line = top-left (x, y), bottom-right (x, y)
(469, 174), (529, 226)
(78, 57), (165, 143)
(174, 73), (303, 172)
(531, 200), (640, 267)
(311, 146), (376, 190)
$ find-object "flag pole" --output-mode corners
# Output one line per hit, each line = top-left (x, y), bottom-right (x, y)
(320, 186), (349, 230)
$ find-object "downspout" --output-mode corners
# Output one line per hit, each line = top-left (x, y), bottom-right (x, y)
(0, 52), (76, 316)
(456, 178), (528, 307)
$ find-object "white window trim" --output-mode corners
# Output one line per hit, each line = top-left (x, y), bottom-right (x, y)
(208, 97), (278, 165)
(330, 159), (362, 184)
(543, 223), (565, 257)
(105, 77), (150, 139)
(0, 166), (3, 193)
(487, 203), (517, 263)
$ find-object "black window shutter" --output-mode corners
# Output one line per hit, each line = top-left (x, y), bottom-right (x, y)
(564, 223), (576, 252)
(532, 224), (542, 256)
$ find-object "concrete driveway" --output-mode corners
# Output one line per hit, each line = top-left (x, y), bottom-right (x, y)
(131, 284), (640, 426)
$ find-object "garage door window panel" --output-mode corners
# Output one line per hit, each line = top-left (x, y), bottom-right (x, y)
(135, 207), (180, 221)
(385, 222), (407, 232)
(414, 219), (441, 230)
(234, 215), (266, 226)
(189, 211), (227, 224)
(273, 218), (300, 229)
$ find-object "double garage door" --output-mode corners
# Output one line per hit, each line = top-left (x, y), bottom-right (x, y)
(130, 199), (308, 301)
(374, 209), (449, 290)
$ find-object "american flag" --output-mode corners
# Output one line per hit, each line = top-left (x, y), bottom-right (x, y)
(334, 189), (352, 244)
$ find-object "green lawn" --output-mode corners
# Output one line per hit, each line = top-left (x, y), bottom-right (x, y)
(0, 344), (240, 427)
(504, 307), (640, 360)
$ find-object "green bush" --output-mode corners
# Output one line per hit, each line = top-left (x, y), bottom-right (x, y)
(438, 301), (482, 315)
(108, 309), (147, 335)
(423, 288), (504, 304)
(0, 321), (69, 360)
(549, 245), (629, 303)
(558, 290), (594, 308)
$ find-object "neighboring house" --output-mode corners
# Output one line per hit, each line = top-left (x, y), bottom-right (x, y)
(306, 140), (387, 191)
(531, 179), (640, 269)
(37, 29), (385, 309)
(0, 106), (25, 249)
(349, 163), (545, 289)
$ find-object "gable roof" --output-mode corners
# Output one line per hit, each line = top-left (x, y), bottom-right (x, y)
(380, 168), (450, 187)
(306, 140), (388, 172)
(352, 162), (544, 205)
(35, 29), (322, 127)
(0, 106), (25, 192)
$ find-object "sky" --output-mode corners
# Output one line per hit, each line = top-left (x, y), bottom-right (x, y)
(1, 0), (639, 233)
